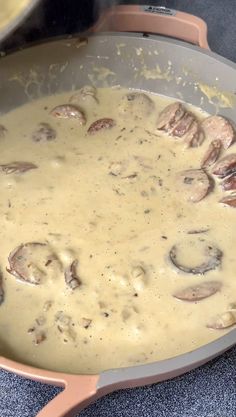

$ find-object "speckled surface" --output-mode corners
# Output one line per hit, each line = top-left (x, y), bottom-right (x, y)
(1, 1), (236, 416)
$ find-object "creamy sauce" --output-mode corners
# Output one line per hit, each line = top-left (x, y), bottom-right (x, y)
(0, 87), (235, 375)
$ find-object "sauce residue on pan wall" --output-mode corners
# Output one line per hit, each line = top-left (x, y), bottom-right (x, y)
(0, 87), (235, 374)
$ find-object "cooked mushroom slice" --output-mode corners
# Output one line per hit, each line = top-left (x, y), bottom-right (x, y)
(207, 311), (236, 330)
(43, 300), (53, 312)
(0, 275), (4, 305)
(65, 259), (81, 290)
(109, 161), (128, 176)
(176, 169), (212, 202)
(69, 85), (98, 106)
(201, 115), (235, 149)
(34, 330), (47, 345)
(131, 265), (147, 291)
(222, 173), (236, 191)
(169, 244), (223, 275)
(201, 140), (222, 169)
(32, 123), (56, 142)
(78, 85), (97, 97)
(50, 104), (86, 125)
(119, 92), (155, 120)
(212, 154), (236, 178)
(87, 118), (116, 134)
(220, 194), (236, 208)
(184, 121), (204, 148)
(0, 161), (38, 175)
(157, 102), (185, 132)
(171, 112), (195, 137)
(55, 311), (76, 342)
(0, 125), (7, 138)
(7, 242), (62, 285)
(80, 318), (92, 329)
(173, 281), (221, 302)
(187, 228), (210, 235)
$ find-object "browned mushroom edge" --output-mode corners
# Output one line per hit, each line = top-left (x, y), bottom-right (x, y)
(0, 274), (4, 305)
(64, 259), (81, 290)
(169, 244), (223, 275)
(173, 281), (222, 302)
(87, 118), (116, 135)
(7, 242), (61, 285)
(0, 161), (38, 175)
(32, 123), (57, 142)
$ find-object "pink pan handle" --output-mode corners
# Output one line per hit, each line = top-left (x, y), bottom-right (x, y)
(36, 374), (99, 417)
(93, 5), (210, 49)
(1, 357), (99, 417)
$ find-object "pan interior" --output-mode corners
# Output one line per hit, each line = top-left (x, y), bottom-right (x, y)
(0, 84), (235, 374)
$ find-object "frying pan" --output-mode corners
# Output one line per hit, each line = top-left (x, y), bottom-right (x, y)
(1, 5), (236, 417)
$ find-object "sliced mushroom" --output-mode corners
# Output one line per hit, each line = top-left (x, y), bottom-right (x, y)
(173, 281), (222, 302)
(201, 140), (222, 169)
(87, 118), (116, 135)
(78, 85), (97, 97)
(55, 311), (76, 342)
(118, 92), (155, 120)
(201, 115), (235, 149)
(171, 112), (195, 137)
(212, 154), (236, 178)
(50, 104), (86, 125)
(0, 161), (38, 175)
(35, 315), (46, 326)
(187, 228), (210, 235)
(220, 194), (236, 208)
(80, 318), (92, 329)
(169, 243), (223, 275)
(131, 266), (147, 291)
(207, 310), (236, 330)
(176, 169), (212, 202)
(7, 242), (62, 285)
(109, 161), (127, 176)
(28, 316), (47, 344)
(157, 103), (204, 145)
(0, 275), (4, 305)
(64, 259), (81, 290)
(32, 123), (56, 142)
(34, 330), (47, 345)
(157, 102), (185, 132)
(43, 300), (53, 312)
(184, 121), (204, 148)
(222, 173), (236, 191)
(69, 85), (98, 106)
(0, 125), (7, 138)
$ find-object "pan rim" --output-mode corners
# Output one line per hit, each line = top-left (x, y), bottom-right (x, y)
(1, 31), (236, 71)
(1, 328), (236, 387)
(0, 31), (236, 388)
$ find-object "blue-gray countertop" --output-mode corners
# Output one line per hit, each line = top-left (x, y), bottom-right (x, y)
(1, 1), (236, 416)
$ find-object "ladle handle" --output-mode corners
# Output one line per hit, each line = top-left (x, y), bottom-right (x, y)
(93, 5), (210, 49)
